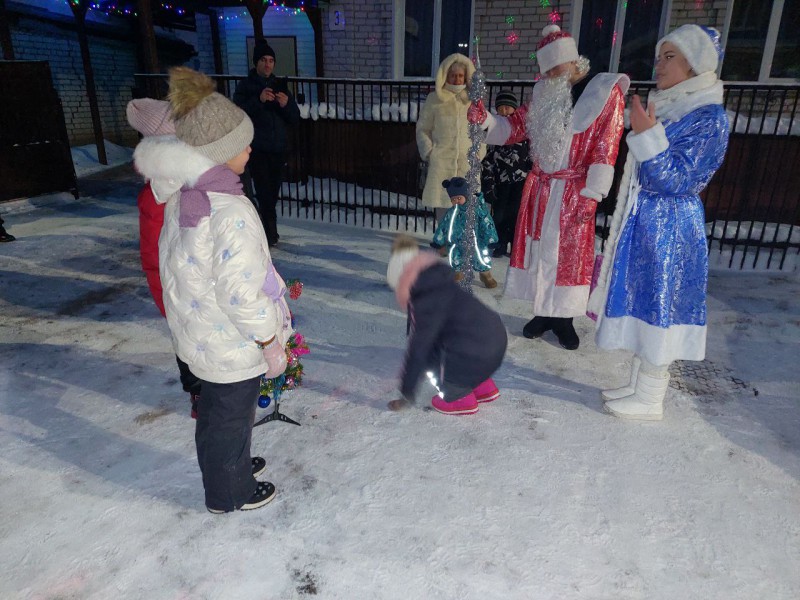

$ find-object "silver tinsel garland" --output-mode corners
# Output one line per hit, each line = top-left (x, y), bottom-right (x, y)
(457, 47), (488, 292)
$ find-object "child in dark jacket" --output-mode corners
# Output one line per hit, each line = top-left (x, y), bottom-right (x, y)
(481, 91), (532, 258)
(387, 236), (507, 415)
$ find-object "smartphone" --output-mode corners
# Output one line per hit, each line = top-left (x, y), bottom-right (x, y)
(271, 77), (289, 95)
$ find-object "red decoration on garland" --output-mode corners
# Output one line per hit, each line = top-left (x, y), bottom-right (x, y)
(286, 279), (304, 300)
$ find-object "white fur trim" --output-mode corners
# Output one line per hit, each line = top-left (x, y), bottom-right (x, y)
(595, 314), (706, 365)
(572, 73), (629, 133)
(537, 37), (579, 74)
(485, 112), (512, 145)
(627, 123), (669, 163)
(133, 135), (216, 204)
(648, 77), (723, 123)
(584, 164), (615, 198)
(579, 188), (603, 201)
(387, 248), (419, 290)
(434, 53), (475, 104)
(657, 25), (719, 76)
(586, 153), (636, 319)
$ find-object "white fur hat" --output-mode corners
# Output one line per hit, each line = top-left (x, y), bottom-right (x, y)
(536, 25), (579, 74)
(656, 24), (722, 76)
(386, 247), (419, 290)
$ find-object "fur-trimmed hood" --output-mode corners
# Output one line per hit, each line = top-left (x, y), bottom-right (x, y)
(133, 135), (216, 204)
(433, 53), (475, 105)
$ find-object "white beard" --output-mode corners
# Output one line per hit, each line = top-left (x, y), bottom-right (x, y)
(527, 75), (574, 172)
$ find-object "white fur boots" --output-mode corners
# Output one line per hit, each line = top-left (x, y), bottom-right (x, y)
(604, 357), (670, 421)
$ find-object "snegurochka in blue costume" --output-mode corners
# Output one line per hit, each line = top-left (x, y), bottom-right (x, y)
(588, 24), (730, 421)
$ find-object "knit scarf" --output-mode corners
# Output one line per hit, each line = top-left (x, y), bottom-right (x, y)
(179, 165), (243, 228)
(647, 71), (722, 122)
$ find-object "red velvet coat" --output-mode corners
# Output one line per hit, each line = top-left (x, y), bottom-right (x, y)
(137, 182), (166, 317)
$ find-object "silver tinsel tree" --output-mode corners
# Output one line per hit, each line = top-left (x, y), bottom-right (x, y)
(457, 41), (488, 292)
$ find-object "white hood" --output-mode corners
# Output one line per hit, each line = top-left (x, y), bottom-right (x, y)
(132, 135), (216, 204)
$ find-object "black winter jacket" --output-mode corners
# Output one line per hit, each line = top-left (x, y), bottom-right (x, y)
(233, 69), (301, 154)
(400, 263), (507, 399)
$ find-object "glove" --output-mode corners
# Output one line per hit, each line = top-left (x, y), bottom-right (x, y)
(467, 100), (487, 125)
(260, 337), (288, 379)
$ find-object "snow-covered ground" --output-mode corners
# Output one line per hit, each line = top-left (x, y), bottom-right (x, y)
(1, 165), (799, 599)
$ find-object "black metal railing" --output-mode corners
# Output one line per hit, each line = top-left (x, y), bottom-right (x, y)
(134, 74), (800, 270)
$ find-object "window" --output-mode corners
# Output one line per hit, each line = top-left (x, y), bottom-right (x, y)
(723, 0), (799, 81)
(577, 0), (667, 80)
(395, 0), (473, 78)
(771, 0), (800, 78)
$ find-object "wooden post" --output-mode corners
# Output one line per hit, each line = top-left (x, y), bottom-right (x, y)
(208, 9), (226, 95)
(0, 0), (15, 60)
(244, 0), (268, 40)
(306, 6), (325, 78)
(68, 0), (107, 165)
(137, 0), (161, 99)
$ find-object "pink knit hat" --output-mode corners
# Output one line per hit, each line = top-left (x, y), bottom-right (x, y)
(126, 98), (175, 136)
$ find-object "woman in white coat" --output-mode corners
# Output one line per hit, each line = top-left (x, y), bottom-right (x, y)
(416, 54), (485, 217)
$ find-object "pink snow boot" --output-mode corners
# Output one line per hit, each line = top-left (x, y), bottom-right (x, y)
(431, 392), (479, 415)
(473, 378), (500, 403)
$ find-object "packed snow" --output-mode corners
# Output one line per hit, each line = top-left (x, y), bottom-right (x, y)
(1, 164), (799, 599)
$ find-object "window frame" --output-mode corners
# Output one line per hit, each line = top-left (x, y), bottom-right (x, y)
(392, 0), (475, 79)
(759, 0), (794, 82)
(572, 0), (672, 78)
(573, 0), (797, 83)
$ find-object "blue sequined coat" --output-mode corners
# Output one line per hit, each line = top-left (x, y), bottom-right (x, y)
(431, 193), (499, 272)
(594, 100), (729, 366)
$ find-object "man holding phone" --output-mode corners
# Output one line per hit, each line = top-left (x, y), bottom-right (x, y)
(234, 39), (300, 247)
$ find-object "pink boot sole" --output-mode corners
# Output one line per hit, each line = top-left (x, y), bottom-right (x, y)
(431, 393), (479, 415)
(473, 378), (500, 403)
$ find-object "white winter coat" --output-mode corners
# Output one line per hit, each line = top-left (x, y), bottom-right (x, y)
(133, 136), (292, 384)
(416, 54), (486, 209)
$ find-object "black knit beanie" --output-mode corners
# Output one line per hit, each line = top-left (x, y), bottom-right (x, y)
(494, 90), (519, 110)
(253, 39), (276, 66)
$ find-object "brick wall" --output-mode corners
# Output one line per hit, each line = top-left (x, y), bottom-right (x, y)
(669, 0), (727, 30)
(10, 16), (138, 148)
(319, 0), (394, 78)
(474, 0), (572, 80)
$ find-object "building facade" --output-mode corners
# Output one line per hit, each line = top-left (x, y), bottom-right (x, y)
(3, 0), (796, 148)
(317, 0), (797, 83)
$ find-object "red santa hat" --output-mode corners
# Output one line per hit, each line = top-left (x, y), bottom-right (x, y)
(536, 25), (579, 74)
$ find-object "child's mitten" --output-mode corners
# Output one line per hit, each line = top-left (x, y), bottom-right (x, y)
(260, 337), (288, 379)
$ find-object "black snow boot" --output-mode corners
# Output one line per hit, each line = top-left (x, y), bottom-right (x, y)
(522, 316), (553, 339)
(552, 318), (579, 350)
(207, 481), (277, 514)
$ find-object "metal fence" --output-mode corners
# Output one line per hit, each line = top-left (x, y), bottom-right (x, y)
(134, 74), (800, 270)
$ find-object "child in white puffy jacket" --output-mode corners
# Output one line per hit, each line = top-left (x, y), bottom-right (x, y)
(139, 67), (292, 514)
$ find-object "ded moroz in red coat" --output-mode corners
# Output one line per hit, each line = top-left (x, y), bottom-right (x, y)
(486, 73), (628, 318)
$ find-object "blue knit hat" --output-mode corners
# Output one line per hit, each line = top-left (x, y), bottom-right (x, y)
(442, 177), (470, 199)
